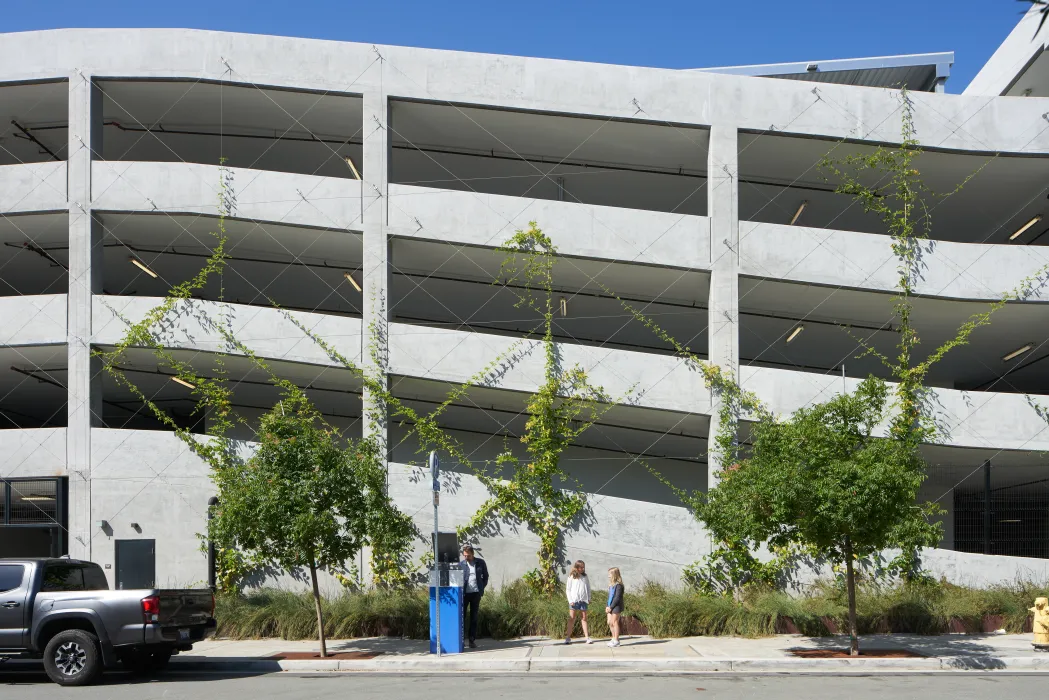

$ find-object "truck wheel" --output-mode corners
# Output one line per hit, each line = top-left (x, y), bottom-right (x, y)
(43, 629), (103, 687)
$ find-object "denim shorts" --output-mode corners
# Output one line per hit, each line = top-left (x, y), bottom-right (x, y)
(570, 602), (588, 611)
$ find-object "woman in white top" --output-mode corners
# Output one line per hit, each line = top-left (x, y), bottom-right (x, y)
(564, 560), (592, 644)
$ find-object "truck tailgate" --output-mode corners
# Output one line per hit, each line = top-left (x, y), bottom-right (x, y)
(156, 590), (214, 627)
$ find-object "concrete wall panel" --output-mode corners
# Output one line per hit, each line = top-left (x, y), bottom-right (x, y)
(2, 30), (1049, 153)
(388, 184), (710, 269)
(0, 162), (66, 214)
(388, 459), (705, 587)
(0, 428), (67, 478)
(91, 161), (362, 231)
(740, 221), (1049, 301)
(0, 295), (67, 346)
(388, 322), (711, 416)
(90, 428), (215, 588)
(741, 365), (1049, 453)
(93, 296), (364, 368)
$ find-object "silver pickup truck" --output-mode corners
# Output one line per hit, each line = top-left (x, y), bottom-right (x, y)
(0, 557), (216, 686)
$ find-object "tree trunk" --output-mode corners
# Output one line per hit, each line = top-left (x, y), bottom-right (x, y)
(844, 538), (859, 656)
(309, 557), (328, 658)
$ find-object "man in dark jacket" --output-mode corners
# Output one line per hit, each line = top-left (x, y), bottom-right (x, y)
(459, 545), (489, 648)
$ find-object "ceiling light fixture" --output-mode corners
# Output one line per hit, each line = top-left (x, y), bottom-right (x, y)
(344, 156), (361, 180)
(344, 271), (362, 292)
(19, 496), (55, 502)
(129, 257), (158, 278)
(790, 201), (807, 226)
(171, 376), (196, 389)
(1010, 215), (1042, 241)
(786, 325), (804, 343)
(1002, 344), (1034, 362)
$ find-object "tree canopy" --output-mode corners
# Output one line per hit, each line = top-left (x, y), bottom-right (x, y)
(208, 394), (398, 655)
(701, 376), (943, 653)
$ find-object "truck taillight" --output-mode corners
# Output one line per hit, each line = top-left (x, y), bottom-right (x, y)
(209, 594), (215, 618)
(141, 595), (160, 624)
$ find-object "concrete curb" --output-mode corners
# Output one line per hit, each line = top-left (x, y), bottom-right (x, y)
(168, 655), (1049, 674)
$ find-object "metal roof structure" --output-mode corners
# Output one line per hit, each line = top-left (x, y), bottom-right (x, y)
(692, 52), (954, 92)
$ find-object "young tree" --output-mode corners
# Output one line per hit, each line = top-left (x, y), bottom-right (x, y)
(207, 395), (380, 657)
(701, 376), (942, 655)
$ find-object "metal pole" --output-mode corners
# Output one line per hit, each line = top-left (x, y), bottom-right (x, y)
(434, 490), (440, 657)
(983, 461), (992, 555)
(207, 496), (218, 592)
(430, 451), (441, 658)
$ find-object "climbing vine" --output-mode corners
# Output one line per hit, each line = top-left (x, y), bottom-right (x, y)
(603, 89), (1049, 590)
(95, 88), (1049, 598)
(288, 222), (633, 593)
(96, 164), (417, 590)
(453, 224), (617, 594)
(98, 175), (619, 593)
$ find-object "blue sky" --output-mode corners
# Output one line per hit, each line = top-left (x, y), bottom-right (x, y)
(6, 1), (1031, 92)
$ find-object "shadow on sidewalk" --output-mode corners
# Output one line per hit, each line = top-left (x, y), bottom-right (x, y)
(247, 636), (547, 656)
(800, 634), (1008, 668)
(611, 638), (670, 647)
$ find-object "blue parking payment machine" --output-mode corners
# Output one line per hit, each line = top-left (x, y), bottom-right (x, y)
(428, 451), (464, 655)
(429, 566), (464, 654)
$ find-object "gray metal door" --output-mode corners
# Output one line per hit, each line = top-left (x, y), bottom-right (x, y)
(0, 563), (27, 648)
(115, 539), (156, 590)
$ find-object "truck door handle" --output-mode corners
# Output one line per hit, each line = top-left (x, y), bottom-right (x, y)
(1, 602), (19, 608)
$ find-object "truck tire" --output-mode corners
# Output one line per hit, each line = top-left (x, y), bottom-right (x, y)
(43, 629), (103, 687)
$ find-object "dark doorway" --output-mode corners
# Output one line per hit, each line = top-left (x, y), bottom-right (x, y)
(115, 539), (156, 590)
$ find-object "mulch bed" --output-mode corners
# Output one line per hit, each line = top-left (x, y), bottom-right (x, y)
(267, 651), (383, 660)
(789, 648), (924, 659)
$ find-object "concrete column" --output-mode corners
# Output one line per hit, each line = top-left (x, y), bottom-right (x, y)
(361, 89), (389, 457)
(706, 125), (739, 489)
(66, 72), (103, 559)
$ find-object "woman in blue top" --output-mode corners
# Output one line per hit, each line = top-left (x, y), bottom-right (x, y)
(605, 567), (624, 648)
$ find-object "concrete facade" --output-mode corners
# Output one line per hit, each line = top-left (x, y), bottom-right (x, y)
(2, 21), (1049, 590)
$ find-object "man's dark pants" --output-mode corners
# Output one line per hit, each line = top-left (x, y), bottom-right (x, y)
(463, 591), (482, 642)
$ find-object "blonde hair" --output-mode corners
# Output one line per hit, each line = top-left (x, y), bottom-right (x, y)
(569, 560), (587, 579)
(608, 567), (623, 585)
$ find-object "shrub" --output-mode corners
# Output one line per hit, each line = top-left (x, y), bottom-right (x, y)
(214, 578), (1049, 640)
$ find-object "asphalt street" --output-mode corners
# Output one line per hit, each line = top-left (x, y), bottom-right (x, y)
(0, 670), (1043, 699)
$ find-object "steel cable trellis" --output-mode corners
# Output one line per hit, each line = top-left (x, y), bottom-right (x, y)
(0, 61), (386, 540)
(2, 49), (1049, 562)
(100, 56), (1049, 514)
(341, 54), (1049, 562)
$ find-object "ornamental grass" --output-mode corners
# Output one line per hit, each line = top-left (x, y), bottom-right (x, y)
(215, 578), (1049, 640)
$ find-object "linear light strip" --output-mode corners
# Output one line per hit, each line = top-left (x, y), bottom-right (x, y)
(344, 271), (362, 292)
(129, 257), (158, 278)
(1009, 215), (1042, 241)
(790, 201), (808, 226)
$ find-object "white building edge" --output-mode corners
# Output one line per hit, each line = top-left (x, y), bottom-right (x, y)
(3, 8), (1049, 590)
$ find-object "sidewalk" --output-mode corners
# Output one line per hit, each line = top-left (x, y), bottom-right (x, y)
(170, 633), (1049, 673)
